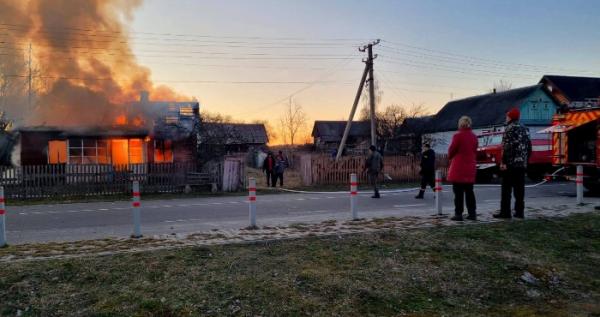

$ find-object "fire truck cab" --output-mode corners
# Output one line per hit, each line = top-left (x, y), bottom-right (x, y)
(477, 127), (552, 182)
(543, 107), (600, 191)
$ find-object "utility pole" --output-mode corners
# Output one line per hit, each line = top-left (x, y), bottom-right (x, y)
(363, 40), (379, 147)
(28, 42), (32, 110)
(335, 39), (380, 161)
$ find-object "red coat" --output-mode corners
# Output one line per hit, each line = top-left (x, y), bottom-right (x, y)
(447, 128), (478, 184)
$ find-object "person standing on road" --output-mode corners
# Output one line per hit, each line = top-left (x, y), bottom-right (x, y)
(494, 108), (532, 219)
(447, 116), (478, 221)
(415, 143), (436, 199)
(364, 145), (384, 198)
(263, 152), (276, 187)
(274, 150), (289, 187)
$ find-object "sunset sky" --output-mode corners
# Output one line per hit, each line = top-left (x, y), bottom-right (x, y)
(128, 0), (600, 129)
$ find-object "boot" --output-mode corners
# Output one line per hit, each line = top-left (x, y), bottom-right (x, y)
(415, 190), (424, 199)
(493, 211), (512, 219)
(451, 213), (463, 221)
(513, 211), (524, 219)
(466, 212), (477, 221)
(372, 191), (381, 199)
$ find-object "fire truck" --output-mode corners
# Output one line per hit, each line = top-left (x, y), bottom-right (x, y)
(545, 106), (600, 191)
(476, 127), (553, 182)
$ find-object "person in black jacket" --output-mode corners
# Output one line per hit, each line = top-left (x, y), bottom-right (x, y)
(415, 144), (436, 199)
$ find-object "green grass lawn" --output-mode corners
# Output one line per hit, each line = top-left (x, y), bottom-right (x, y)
(1, 213), (599, 316)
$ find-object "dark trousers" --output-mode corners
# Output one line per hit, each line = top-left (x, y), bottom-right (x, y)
(501, 167), (526, 215)
(452, 183), (476, 216)
(420, 172), (435, 190)
(369, 172), (380, 195)
(272, 172), (284, 187)
(266, 171), (274, 187)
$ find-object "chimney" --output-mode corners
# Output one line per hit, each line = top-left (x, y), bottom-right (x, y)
(140, 90), (149, 103)
(493, 88), (497, 94)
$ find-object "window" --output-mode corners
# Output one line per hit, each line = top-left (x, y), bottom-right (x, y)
(154, 139), (173, 163)
(128, 139), (144, 164)
(48, 140), (67, 164)
(68, 139), (110, 164)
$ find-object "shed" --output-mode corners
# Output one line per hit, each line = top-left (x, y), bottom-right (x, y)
(311, 121), (371, 152)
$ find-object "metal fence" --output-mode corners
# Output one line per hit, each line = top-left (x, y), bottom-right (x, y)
(0, 163), (220, 199)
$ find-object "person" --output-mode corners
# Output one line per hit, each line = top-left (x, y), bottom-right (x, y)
(494, 108), (532, 219)
(447, 116), (478, 221)
(274, 150), (289, 187)
(364, 145), (384, 198)
(262, 152), (275, 187)
(415, 143), (436, 199)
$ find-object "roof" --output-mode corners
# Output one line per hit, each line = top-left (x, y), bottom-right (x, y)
(431, 85), (541, 132)
(201, 123), (268, 144)
(541, 75), (600, 103)
(396, 116), (434, 135)
(311, 121), (371, 142)
(17, 126), (149, 137)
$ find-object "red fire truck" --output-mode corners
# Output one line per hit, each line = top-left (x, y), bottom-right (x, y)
(476, 128), (553, 182)
(545, 107), (600, 191)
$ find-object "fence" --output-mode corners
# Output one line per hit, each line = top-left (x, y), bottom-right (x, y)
(0, 162), (221, 199)
(300, 154), (449, 185)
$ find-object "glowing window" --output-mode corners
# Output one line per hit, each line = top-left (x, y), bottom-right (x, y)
(48, 140), (67, 164)
(154, 140), (173, 163)
(68, 139), (110, 164)
(128, 139), (144, 164)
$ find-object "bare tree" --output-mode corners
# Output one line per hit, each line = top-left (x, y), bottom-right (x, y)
(279, 98), (307, 146)
(490, 80), (512, 93)
(359, 103), (429, 146)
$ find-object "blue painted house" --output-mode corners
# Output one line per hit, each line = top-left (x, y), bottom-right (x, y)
(425, 84), (559, 153)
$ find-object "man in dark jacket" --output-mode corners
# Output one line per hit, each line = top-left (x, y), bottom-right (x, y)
(494, 108), (532, 219)
(415, 143), (436, 199)
(273, 151), (288, 187)
(262, 152), (276, 187)
(364, 145), (384, 198)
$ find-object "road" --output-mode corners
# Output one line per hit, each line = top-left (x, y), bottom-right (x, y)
(4, 182), (598, 244)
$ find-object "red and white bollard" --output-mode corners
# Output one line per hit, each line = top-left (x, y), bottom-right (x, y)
(576, 165), (584, 205)
(0, 186), (6, 247)
(132, 181), (142, 238)
(350, 173), (358, 220)
(434, 170), (444, 215)
(248, 177), (257, 227)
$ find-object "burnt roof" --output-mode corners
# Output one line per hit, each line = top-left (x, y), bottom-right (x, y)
(541, 75), (600, 102)
(201, 123), (268, 144)
(17, 126), (149, 137)
(431, 85), (541, 132)
(311, 121), (371, 142)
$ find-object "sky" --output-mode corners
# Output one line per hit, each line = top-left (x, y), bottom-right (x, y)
(128, 0), (600, 130)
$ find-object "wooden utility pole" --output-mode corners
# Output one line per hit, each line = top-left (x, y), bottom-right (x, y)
(335, 39), (380, 161)
(28, 42), (32, 110)
(364, 41), (379, 146)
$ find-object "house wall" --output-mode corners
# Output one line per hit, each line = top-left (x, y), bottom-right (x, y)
(20, 131), (63, 165)
(520, 88), (558, 126)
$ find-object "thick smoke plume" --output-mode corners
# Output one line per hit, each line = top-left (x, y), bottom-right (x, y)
(0, 0), (188, 128)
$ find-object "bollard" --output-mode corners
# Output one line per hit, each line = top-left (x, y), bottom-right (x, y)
(434, 170), (444, 216)
(248, 177), (257, 227)
(576, 165), (584, 205)
(350, 173), (358, 220)
(0, 186), (6, 247)
(132, 181), (142, 238)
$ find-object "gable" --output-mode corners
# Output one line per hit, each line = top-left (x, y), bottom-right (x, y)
(519, 88), (559, 125)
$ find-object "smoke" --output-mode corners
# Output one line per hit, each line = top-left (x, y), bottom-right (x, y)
(0, 0), (188, 128)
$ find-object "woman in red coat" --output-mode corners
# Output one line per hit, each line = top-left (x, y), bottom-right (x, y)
(447, 116), (478, 221)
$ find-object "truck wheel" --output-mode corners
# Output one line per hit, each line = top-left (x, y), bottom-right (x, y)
(583, 179), (600, 193)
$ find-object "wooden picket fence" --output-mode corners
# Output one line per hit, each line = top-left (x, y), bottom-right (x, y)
(0, 162), (221, 200)
(300, 154), (449, 185)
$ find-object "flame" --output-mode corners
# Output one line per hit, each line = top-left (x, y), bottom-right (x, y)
(0, 0), (189, 128)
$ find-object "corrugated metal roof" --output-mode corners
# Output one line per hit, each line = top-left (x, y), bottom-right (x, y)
(311, 121), (370, 142)
(201, 123), (268, 144)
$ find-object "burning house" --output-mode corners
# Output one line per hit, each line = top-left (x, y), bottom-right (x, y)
(13, 93), (200, 166)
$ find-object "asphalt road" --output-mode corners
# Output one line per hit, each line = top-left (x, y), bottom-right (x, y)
(4, 182), (597, 244)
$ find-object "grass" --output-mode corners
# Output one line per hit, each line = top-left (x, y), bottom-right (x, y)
(1, 213), (599, 316)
